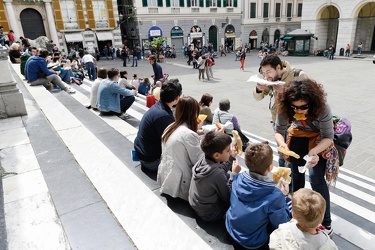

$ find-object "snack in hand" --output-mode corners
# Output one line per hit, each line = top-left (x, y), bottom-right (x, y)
(272, 167), (292, 184)
(214, 122), (222, 129)
(293, 113), (307, 120)
(231, 130), (243, 154)
(277, 146), (300, 159)
(198, 114), (207, 122)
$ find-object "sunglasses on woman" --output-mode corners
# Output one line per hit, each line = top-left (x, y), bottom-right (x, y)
(290, 104), (309, 110)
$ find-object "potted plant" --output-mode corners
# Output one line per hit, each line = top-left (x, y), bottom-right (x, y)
(144, 37), (167, 62)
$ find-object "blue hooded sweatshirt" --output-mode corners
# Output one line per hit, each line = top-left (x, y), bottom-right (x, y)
(226, 171), (291, 248)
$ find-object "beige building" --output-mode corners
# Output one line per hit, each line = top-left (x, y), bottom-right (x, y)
(301, 0), (375, 54)
(0, 0), (122, 53)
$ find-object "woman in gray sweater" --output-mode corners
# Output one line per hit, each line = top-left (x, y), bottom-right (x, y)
(275, 76), (334, 236)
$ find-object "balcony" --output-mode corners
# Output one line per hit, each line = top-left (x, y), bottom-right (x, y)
(210, 8), (217, 13)
(264, 18), (269, 22)
(64, 23), (79, 30)
(226, 7), (234, 13)
(96, 21), (109, 28)
(191, 7), (199, 13)
(171, 8), (180, 14)
(276, 17), (280, 22)
(148, 7), (158, 14)
(287, 17), (292, 21)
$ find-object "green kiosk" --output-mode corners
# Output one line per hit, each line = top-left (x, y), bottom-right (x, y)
(280, 29), (314, 56)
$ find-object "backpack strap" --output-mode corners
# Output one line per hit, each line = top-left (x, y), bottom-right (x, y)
(294, 69), (302, 77)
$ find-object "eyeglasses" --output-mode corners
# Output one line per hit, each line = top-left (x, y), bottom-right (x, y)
(290, 104), (309, 110)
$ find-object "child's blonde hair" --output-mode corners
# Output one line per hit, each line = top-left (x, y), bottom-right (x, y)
(292, 188), (326, 228)
(244, 142), (273, 175)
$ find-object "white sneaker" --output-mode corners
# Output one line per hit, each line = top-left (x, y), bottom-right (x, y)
(65, 87), (76, 94)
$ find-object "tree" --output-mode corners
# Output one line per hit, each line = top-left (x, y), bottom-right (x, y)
(144, 37), (167, 62)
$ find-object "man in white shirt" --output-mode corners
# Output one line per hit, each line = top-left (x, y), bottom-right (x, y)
(81, 51), (97, 81)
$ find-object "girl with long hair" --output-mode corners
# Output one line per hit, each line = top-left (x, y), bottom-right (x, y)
(157, 96), (204, 201)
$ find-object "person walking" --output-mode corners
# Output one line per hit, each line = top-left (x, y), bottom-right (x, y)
(81, 51), (97, 81)
(239, 49), (246, 71)
(345, 44), (351, 57)
(131, 47), (138, 67)
(220, 45), (226, 57)
(149, 55), (163, 84)
(357, 42), (362, 55)
(103, 46), (109, 60)
(121, 45), (128, 67)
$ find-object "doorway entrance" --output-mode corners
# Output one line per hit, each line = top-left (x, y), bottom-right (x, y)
(20, 8), (46, 39)
(208, 26), (218, 52)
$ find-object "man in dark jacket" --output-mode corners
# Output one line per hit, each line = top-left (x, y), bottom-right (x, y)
(149, 55), (163, 84)
(26, 49), (75, 93)
(134, 79), (182, 171)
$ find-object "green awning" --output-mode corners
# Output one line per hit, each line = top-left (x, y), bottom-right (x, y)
(280, 36), (293, 41)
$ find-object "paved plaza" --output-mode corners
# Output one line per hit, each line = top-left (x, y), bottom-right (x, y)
(0, 53), (374, 249)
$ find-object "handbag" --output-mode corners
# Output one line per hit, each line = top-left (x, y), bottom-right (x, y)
(235, 129), (250, 152)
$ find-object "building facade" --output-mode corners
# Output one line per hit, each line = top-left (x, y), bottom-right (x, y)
(128, 0), (243, 52)
(242, 0), (303, 49)
(0, 0), (122, 54)
(301, 0), (375, 54)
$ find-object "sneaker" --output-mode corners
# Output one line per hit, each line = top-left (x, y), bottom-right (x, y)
(119, 113), (130, 119)
(65, 87), (76, 94)
(317, 225), (333, 236)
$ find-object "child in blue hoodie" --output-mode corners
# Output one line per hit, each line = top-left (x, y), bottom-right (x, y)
(226, 142), (291, 250)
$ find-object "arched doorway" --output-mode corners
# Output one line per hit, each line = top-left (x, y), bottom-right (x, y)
(355, 2), (375, 52)
(262, 29), (269, 46)
(208, 26), (218, 52)
(274, 30), (280, 48)
(249, 30), (257, 49)
(20, 8), (46, 39)
(316, 5), (340, 49)
(224, 25), (235, 52)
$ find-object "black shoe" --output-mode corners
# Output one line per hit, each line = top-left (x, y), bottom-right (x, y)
(86, 105), (91, 109)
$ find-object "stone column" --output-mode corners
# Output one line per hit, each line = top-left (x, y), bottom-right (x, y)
(43, 0), (59, 45)
(336, 18), (357, 55)
(0, 47), (27, 118)
(3, 0), (21, 37)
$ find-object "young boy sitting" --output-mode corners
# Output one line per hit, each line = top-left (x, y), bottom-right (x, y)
(189, 131), (241, 222)
(269, 188), (338, 249)
(226, 142), (291, 250)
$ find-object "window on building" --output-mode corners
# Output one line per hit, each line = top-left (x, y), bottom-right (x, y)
(297, 3), (303, 17)
(92, 0), (109, 27)
(250, 2), (256, 18)
(227, 0), (233, 7)
(275, 3), (281, 17)
(263, 3), (269, 18)
(191, 0), (198, 7)
(207, 0), (217, 7)
(171, 0), (179, 6)
(60, 0), (78, 23)
(287, 3), (292, 17)
(147, 0), (158, 6)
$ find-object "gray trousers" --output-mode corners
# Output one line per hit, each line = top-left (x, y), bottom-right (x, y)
(29, 74), (68, 90)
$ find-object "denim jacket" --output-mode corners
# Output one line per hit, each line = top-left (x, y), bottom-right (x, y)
(97, 78), (134, 113)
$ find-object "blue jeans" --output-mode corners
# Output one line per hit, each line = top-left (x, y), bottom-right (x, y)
(132, 56), (138, 67)
(123, 57), (127, 67)
(59, 69), (74, 83)
(0, 38), (4, 46)
(140, 159), (160, 172)
(289, 136), (331, 227)
(120, 95), (135, 113)
(85, 62), (96, 81)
